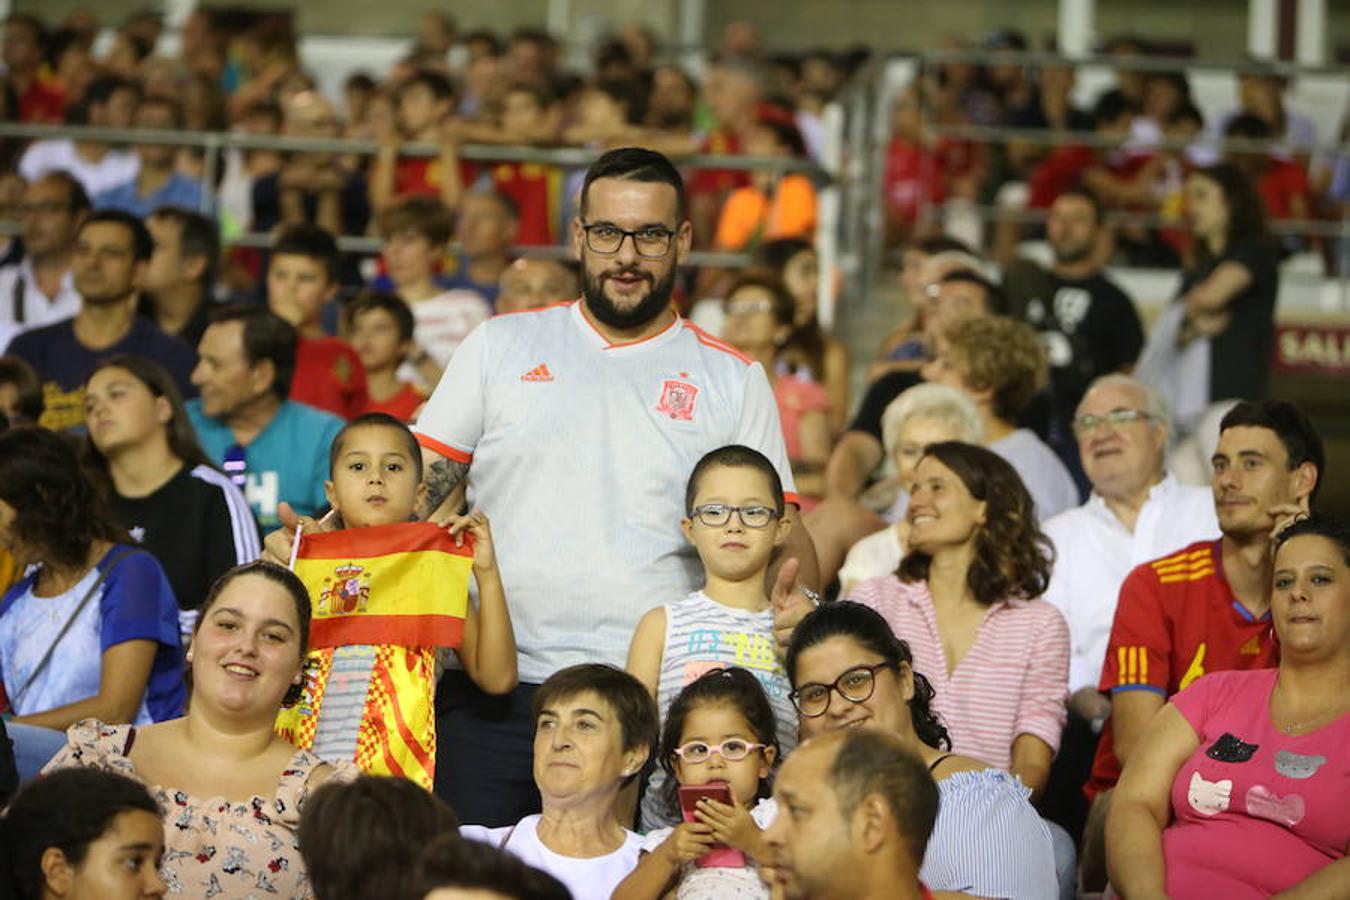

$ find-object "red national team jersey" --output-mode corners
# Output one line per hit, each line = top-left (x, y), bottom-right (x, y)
(394, 156), (480, 201)
(363, 381), (425, 423)
(1086, 540), (1279, 797)
(293, 337), (369, 421)
(490, 161), (560, 246)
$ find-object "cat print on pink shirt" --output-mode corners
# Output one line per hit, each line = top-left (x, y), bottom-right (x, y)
(1245, 785), (1306, 827)
(1187, 771), (1232, 816)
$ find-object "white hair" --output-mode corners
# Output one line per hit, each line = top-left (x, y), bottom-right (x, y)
(881, 383), (985, 458)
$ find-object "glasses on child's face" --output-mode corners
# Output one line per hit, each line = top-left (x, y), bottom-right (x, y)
(689, 504), (778, 529)
(790, 662), (896, 718)
(672, 738), (766, 764)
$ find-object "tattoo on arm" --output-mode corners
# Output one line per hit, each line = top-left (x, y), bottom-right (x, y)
(419, 457), (469, 520)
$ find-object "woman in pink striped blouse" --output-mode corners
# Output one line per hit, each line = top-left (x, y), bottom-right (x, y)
(847, 440), (1069, 799)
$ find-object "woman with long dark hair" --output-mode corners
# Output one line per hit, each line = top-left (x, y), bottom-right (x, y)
(84, 354), (260, 641)
(848, 441), (1069, 799)
(0, 426), (184, 780)
(1178, 162), (1279, 403)
(43, 560), (351, 898)
(784, 601), (1057, 899)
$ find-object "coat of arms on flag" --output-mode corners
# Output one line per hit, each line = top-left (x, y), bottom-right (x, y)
(276, 521), (473, 788)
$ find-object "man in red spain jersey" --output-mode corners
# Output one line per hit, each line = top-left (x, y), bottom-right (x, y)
(1079, 399), (1323, 887)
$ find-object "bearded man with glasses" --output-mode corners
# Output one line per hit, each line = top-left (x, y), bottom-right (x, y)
(316, 147), (821, 827)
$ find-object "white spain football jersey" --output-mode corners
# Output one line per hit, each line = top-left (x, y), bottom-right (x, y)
(416, 300), (797, 683)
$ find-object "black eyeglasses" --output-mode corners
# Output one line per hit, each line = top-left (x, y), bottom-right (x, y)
(580, 222), (677, 258)
(689, 504), (779, 529)
(790, 662), (897, 718)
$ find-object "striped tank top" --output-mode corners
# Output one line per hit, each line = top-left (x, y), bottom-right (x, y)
(638, 590), (797, 833)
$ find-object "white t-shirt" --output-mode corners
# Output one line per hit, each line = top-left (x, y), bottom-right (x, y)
(640, 799), (775, 900)
(409, 288), (493, 369)
(0, 258), (81, 332)
(1042, 475), (1219, 693)
(990, 429), (1080, 521)
(838, 525), (904, 597)
(415, 301), (797, 683)
(461, 815), (642, 900)
(20, 140), (140, 197)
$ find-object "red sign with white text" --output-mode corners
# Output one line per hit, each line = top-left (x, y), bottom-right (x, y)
(1273, 323), (1350, 375)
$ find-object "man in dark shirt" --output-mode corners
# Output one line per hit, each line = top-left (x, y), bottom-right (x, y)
(1005, 187), (1144, 481)
(138, 206), (219, 350)
(8, 210), (197, 431)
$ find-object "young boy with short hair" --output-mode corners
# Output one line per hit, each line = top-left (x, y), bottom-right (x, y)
(455, 82), (563, 246)
(375, 195), (491, 375)
(347, 291), (426, 422)
(267, 223), (369, 419)
(625, 445), (800, 831)
(278, 412), (517, 784)
(370, 68), (468, 214)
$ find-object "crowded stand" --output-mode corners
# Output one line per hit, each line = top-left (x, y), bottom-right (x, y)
(0, 5), (1348, 900)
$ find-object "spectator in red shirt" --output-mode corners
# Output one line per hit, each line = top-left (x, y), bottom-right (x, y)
(3, 14), (65, 124)
(265, 225), (368, 420)
(689, 58), (763, 245)
(369, 68), (467, 215)
(882, 85), (946, 245)
(1224, 113), (1312, 247)
(346, 292), (425, 423)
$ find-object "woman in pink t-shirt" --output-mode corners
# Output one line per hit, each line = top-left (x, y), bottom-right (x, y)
(1108, 514), (1350, 899)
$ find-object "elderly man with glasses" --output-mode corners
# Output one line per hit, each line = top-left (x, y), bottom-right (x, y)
(1037, 374), (1217, 855)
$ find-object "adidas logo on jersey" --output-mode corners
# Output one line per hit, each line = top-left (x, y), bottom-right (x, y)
(520, 363), (555, 382)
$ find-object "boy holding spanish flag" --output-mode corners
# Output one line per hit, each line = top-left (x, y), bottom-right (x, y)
(276, 412), (516, 787)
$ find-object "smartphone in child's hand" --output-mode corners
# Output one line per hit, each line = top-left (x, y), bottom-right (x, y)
(677, 782), (746, 868)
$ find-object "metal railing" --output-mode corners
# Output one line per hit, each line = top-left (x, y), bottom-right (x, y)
(0, 121), (838, 273)
(845, 49), (1349, 303)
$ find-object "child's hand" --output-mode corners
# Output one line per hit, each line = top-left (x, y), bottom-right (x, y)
(696, 797), (764, 857)
(661, 821), (716, 866)
(433, 508), (496, 573)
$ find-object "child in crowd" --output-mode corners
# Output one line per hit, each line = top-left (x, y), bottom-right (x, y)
(456, 83), (564, 246)
(267, 224), (368, 419)
(625, 445), (798, 832)
(281, 413), (517, 775)
(713, 115), (817, 252)
(369, 68), (468, 214)
(755, 238), (849, 431)
(375, 196), (492, 377)
(614, 668), (779, 900)
(721, 272), (831, 502)
(347, 292), (427, 422)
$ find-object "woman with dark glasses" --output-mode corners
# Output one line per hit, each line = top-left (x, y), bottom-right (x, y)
(782, 602), (1057, 900)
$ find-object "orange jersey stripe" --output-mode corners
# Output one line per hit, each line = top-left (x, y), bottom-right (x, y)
(415, 432), (473, 465)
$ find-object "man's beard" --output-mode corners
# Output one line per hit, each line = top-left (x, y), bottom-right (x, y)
(582, 263), (677, 330)
(1052, 240), (1093, 266)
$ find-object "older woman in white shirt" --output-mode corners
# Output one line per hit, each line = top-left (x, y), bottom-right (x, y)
(838, 384), (983, 596)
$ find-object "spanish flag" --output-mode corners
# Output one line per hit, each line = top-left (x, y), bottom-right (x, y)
(276, 521), (473, 788)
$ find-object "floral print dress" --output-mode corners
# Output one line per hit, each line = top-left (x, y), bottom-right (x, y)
(43, 719), (355, 898)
